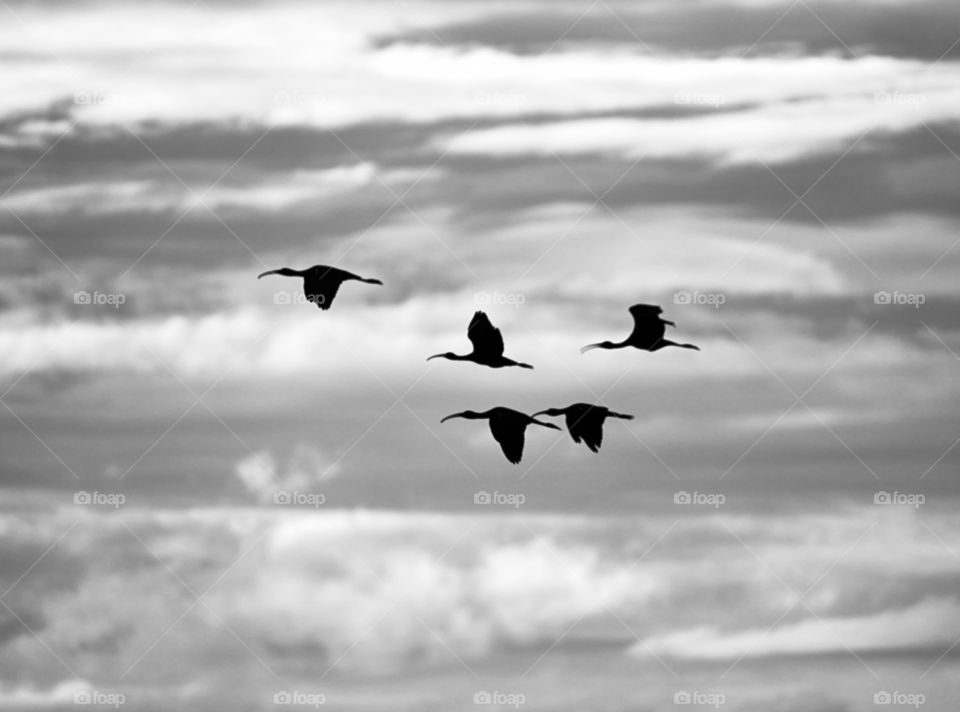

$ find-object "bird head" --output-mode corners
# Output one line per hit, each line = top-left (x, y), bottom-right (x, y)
(532, 407), (566, 418)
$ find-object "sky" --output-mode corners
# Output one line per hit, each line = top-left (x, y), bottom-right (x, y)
(1, 0), (959, 710)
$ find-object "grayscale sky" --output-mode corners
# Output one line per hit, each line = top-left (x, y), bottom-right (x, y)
(0, 0), (959, 710)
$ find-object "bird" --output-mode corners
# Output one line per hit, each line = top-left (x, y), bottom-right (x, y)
(581, 304), (699, 353)
(427, 311), (533, 369)
(532, 403), (634, 453)
(257, 265), (382, 310)
(440, 407), (560, 464)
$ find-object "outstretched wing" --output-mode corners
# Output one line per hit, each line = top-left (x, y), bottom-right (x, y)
(468, 311), (505, 359)
(489, 416), (524, 465)
(566, 406), (605, 453)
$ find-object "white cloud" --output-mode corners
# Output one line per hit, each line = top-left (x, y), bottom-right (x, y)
(234, 444), (342, 503)
(0, 680), (93, 707)
(638, 596), (960, 660)
(440, 89), (960, 164)
(2, 163), (391, 216)
(1, 1), (957, 143)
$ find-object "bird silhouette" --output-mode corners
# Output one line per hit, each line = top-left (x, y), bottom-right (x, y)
(428, 311), (533, 369)
(257, 265), (382, 310)
(440, 407), (560, 464)
(532, 403), (634, 453)
(581, 304), (699, 353)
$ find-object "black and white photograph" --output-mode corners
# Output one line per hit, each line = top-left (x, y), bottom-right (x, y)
(1, 0), (959, 710)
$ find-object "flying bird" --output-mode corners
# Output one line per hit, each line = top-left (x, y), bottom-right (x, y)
(257, 265), (382, 310)
(440, 407), (560, 464)
(428, 311), (533, 369)
(532, 403), (634, 453)
(581, 304), (699, 353)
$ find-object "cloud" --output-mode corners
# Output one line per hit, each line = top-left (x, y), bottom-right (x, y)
(440, 89), (960, 164)
(2, 163), (389, 216)
(4, 503), (960, 682)
(376, 0), (960, 61)
(638, 596), (960, 660)
(0, 679), (93, 707)
(235, 444), (342, 503)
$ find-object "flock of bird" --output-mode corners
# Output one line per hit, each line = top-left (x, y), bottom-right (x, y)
(259, 263), (700, 465)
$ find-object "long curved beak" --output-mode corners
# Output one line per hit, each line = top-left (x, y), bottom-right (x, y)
(531, 409), (555, 418)
(580, 343), (602, 354)
(426, 353), (444, 362)
(257, 268), (302, 279)
(440, 412), (467, 424)
(533, 420), (561, 430)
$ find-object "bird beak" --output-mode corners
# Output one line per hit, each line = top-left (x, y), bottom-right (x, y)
(531, 410), (552, 418)
(580, 343), (602, 354)
(257, 269), (284, 279)
(440, 412), (466, 423)
(426, 353), (443, 361)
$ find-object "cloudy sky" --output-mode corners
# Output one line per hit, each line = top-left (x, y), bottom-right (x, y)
(1, 0), (959, 709)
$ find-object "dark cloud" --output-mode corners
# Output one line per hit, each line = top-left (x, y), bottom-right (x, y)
(374, 0), (960, 61)
(3, 112), (959, 289)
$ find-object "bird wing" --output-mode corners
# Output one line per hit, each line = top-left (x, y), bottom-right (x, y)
(567, 406), (604, 453)
(468, 311), (505, 359)
(628, 304), (664, 321)
(627, 304), (666, 347)
(303, 274), (341, 310)
(302, 266), (356, 310)
(489, 415), (524, 464)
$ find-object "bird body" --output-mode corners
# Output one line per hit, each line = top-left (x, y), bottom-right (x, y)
(440, 407), (559, 464)
(428, 311), (533, 369)
(533, 403), (634, 453)
(257, 264), (382, 310)
(581, 304), (699, 353)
